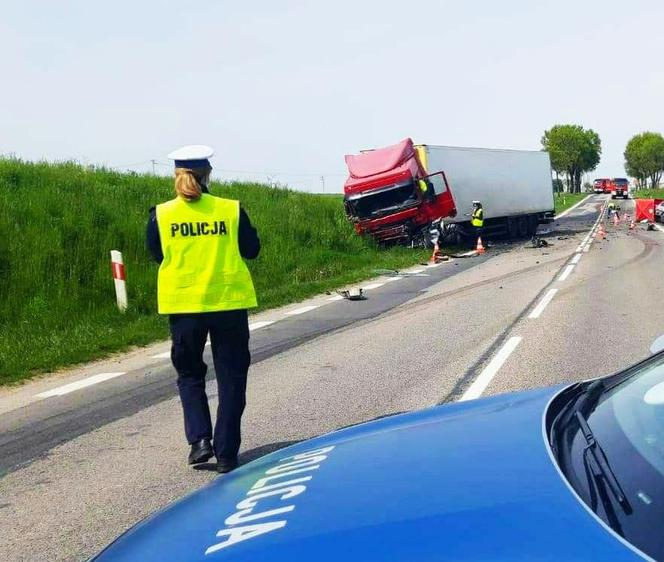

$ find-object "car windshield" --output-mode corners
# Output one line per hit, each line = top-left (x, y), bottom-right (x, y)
(345, 181), (419, 220)
(550, 355), (664, 560)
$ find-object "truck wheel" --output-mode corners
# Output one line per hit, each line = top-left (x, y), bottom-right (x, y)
(517, 217), (529, 238)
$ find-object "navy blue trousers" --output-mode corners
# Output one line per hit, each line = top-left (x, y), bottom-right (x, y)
(169, 310), (250, 460)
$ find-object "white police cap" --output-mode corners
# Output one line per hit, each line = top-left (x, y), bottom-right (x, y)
(167, 145), (214, 169)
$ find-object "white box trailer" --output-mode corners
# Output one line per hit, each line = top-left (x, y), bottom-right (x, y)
(419, 144), (555, 239)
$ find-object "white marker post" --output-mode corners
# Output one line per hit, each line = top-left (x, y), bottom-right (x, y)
(110, 250), (128, 312)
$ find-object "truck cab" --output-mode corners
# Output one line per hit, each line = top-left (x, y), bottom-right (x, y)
(343, 138), (456, 246)
(609, 178), (629, 199)
(593, 178), (610, 194)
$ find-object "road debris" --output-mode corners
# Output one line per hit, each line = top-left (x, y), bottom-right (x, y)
(337, 288), (366, 301)
(530, 236), (550, 248)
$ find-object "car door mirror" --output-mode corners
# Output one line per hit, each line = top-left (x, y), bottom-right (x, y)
(650, 335), (664, 355)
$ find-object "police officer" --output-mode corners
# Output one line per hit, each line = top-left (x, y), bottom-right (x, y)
(146, 145), (260, 473)
(471, 200), (484, 239)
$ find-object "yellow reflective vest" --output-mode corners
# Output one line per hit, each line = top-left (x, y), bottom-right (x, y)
(156, 194), (257, 314)
(471, 208), (484, 227)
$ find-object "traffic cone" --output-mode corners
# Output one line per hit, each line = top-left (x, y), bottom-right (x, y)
(613, 213), (618, 226)
(476, 236), (486, 254)
(629, 220), (635, 230)
(598, 223), (606, 240)
(429, 240), (442, 264)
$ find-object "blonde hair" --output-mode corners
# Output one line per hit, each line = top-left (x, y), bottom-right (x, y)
(174, 167), (210, 201)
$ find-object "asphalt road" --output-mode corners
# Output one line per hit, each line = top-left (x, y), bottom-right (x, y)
(3, 194), (663, 562)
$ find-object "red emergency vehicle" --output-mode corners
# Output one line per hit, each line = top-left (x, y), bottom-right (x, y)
(608, 178), (629, 199)
(593, 178), (610, 194)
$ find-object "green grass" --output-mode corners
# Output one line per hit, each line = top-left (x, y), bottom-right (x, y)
(632, 189), (664, 199)
(0, 159), (429, 385)
(554, 192), (588, 214)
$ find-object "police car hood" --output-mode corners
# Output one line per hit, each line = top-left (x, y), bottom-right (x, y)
(92, 387), (639, 561)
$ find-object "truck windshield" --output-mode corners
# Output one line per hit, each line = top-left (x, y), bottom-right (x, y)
(346, 181), (419, 220)
(613, 179), (628, 186)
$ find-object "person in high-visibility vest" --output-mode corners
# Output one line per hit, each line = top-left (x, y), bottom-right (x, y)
(471, 200), (484, 239)
(146, 145), (260, 473)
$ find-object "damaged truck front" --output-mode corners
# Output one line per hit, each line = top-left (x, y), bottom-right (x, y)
(343, 138), (457, 246)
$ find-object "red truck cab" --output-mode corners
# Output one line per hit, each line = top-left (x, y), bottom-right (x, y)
(593, 178), (610, 194)
(343, 138), (456, 245)
(608, 178), (629, 199)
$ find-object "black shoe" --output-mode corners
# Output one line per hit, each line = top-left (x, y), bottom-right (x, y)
(188, 439), (214, 465)
(216, 456), (238, 474)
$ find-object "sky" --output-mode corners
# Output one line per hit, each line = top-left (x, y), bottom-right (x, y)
(2, 0), (663, 192)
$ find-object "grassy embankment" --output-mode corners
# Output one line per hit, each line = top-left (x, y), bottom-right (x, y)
(553, 192), (588, 214)
(631, 189), (664, 199)
(0, 160), (429, 385)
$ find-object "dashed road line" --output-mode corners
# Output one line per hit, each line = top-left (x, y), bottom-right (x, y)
(36, 372), (127, 399)
(570, 253), (582, 265)
(459, 337), (522, 401)
(528, 289), (558, 319)
(558, 264), (575, 282)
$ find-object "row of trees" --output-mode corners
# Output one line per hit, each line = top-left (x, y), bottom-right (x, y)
(541, 124), (664, 192)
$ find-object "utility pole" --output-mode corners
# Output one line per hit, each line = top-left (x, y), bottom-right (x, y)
(151, 159), (156, 175)
(320, 175), (325, 193)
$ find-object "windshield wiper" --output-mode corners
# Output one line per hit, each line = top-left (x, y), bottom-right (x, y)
(575, 411), (632, 534)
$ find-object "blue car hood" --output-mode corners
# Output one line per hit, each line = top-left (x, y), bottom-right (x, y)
(94, 387), (644, 561)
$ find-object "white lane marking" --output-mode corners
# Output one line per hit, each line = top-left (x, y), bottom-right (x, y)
(575, 244), (584, 252)
(555, 195), (592, 219)
(583, 242), (591, 253)
(410, 269), (425, 274)
(558, 264), (575, 282)
(249, 320), (275, 331)
(152, 350), (171, 359)
(384, 276), (403, 283)
(654, 224), (664, 233)
(459, 337), (522, 402)
(528, 289), (558, 319)
(571, 253), (582, 265)
(36, 372), (127, 398)
(363, 282), (385, 290)
(284, 305), (319, 316)
(327, 295), (344, 301)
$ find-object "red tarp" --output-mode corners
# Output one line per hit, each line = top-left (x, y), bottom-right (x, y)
(634, 199), (656, 222)
(344, 138), (415, 179)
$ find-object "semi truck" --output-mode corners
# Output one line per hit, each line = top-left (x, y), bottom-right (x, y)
(343, 139), (555, 245)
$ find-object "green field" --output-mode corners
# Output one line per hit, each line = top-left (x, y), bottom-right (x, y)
(0, 160), (429, 385)
(554, 192), (588, 214)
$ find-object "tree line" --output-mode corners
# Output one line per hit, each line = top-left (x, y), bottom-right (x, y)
(541, 125), (664, 192)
